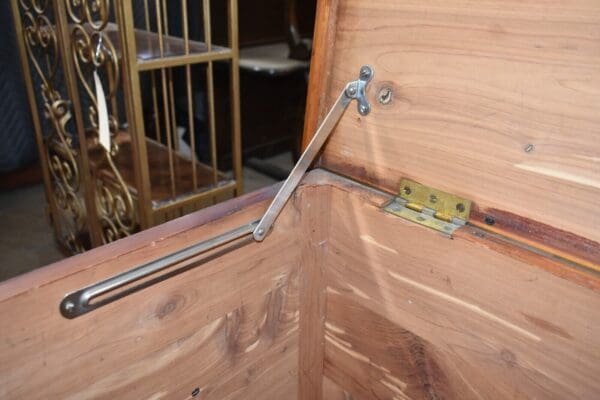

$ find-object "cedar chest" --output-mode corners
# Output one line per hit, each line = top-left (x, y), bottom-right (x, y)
(1, 1), (599, 399)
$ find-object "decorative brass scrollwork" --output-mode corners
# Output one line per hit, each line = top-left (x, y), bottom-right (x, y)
(17, 0), (87, 252)
(66, 0), (137, 243)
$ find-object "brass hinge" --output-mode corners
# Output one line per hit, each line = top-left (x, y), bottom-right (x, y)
(383, 179), (471, 235)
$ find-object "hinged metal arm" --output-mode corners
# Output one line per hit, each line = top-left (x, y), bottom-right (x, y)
(253, 65), (373, 241)
(59, 66), (373, 319)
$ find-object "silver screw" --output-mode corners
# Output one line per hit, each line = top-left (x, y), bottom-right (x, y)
(359, 104), (370, 115)
(360, 66), (372, 80)
(524, 144), (534, 153)
(378, 87), (393, 105)
(347, 85), (357, 96)
(257, 228), (264, 235)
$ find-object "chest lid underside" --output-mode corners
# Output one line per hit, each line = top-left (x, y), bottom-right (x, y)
(303, 0), (600, 266)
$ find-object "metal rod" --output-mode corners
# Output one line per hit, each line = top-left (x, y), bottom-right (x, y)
(163, 2), (179, 153)
(143, 0), (151, 31)
(182, 0), (198, 189)
(60, 221), (258, 319)
(204, 0), (219, 185)
(145, 0), (162, 143)
(253, 65), (373, 241)
(156, 0), (164, 56)
(156, 0), (176, 198)
(59, 66), (374, 319)
(228, 0), (243, 195)
(168, 69), (178, 151)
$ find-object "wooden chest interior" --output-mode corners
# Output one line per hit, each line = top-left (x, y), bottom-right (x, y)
(1, 1), (599, 399)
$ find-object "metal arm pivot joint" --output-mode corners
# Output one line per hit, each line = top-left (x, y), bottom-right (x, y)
(253, 65), (373, 241)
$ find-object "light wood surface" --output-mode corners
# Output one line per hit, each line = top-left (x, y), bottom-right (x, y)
(323, 376), (352, 400)
(2, 170), (598, 398)
(298, 185), (330, 400)
(0, 184), (299, 399)
(305, 0), (600, 245)
(321, 172), (600, 399)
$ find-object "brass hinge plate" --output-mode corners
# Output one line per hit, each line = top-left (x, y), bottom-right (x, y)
(383, 179), (471, 235)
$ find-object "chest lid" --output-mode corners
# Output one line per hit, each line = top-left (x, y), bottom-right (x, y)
(303, 1), (600, 249)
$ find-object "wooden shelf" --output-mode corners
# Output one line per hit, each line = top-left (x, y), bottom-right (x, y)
(88, 132), (233, 207)
(99, 23), (232, 70)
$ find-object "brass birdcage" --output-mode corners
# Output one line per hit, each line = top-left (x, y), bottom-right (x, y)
(11, 0), (243, 252)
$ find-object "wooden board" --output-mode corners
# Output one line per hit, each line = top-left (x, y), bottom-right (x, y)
(315, 171), (600, 399)
(2, 167), (599, 399)
(0, 184), (299, 399)
(305, 0), (600, 245)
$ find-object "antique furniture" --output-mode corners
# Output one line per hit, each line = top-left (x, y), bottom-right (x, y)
(10, 0), (243, 252)
(1, 1), (599, 399)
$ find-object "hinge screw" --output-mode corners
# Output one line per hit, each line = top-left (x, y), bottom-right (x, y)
(429, 194), (438, 203)
(347, 85), (357, 96)
(359, 104), (370, 115)
(403, 186), (412, 195)
(378, 87), (393, 105)
(360, 66), (372, 80)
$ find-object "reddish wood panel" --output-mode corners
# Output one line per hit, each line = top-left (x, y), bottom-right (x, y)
(323, 376), (352, 400)
(305, 0), (600, 246)
(298, 185), (331, 400)
(2, 169), (599, 399)
(325, 293), (475, 399)
(0, 185), (299, 399)
(321, 176), (600, 399)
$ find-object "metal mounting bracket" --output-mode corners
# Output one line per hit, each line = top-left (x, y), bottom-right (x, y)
(383, 179), (472, 235)
(59, 66), (374, 319)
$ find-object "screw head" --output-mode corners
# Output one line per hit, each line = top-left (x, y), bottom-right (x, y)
(524, 144), (534, 153)
(359, 104), (370, 115)
(378, 87), (393, 105)
(360, 66), (372, 80)
(403, 186), (412, 195)
(347, 85), (357, 96)
(429, 194), (438, 203)
(484, 216), (496, 225)
(456, 203), (465, 213)
(257, 228), (265, 235)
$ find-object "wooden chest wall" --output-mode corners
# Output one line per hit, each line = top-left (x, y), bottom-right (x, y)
(1, 0), (599, 399)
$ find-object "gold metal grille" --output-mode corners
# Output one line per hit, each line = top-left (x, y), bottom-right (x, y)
(11, 0), (243, 251)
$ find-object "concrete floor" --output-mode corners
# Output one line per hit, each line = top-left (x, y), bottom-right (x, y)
(0, 153), (293, 282)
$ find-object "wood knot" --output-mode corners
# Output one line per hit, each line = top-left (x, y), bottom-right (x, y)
(500, 348), (517, 367)
(155, 295), (185, 320)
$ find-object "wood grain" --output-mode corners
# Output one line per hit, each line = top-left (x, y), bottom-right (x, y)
(323, 376), (352, 400)
(306, 0), (600, 245)
(322, 176), (600, 399)
(325, 293), (475, 399)
(298, 185), (331, 400)
(302, 0), (340, 149)
(2, 169), (599, 399)
(0, 184), (298, 399)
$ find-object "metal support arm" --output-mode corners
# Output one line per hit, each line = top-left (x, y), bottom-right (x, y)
(60, 66), (373, 319)
(254, 65), (373, 240)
